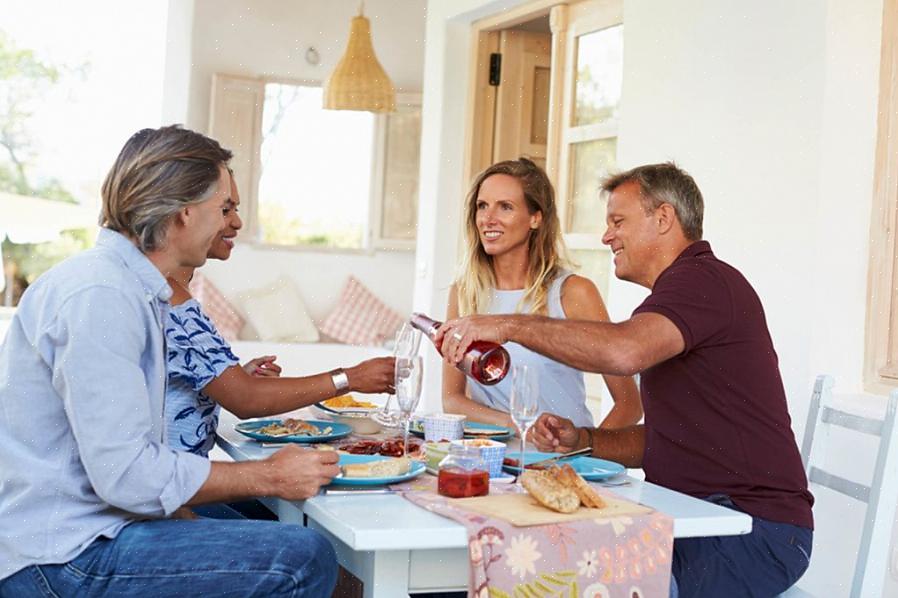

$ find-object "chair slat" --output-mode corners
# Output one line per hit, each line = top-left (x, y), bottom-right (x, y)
(808, 466), (870, 502)
(821, 407), (883, 436)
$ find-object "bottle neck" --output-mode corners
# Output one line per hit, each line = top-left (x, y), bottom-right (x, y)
(410, 313), (441, 339)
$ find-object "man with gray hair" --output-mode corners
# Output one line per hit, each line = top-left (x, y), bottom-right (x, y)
(437, 162), (813, 597)
(0, 126), (339, 597)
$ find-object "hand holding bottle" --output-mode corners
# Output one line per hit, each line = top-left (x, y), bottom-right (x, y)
(410, 313), (510, 386)
(433, 315), (510, 362)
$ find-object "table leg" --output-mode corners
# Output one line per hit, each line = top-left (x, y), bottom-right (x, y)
(307, 519), (412, 598)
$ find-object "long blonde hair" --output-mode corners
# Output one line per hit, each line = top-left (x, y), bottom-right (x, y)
(456, 158), (572, 317)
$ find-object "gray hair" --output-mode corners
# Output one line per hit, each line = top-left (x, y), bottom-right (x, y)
(601, 162), (704, 240)
(100, 125), (233, 252)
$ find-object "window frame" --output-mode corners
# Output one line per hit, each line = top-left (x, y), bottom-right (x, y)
(209, 73), (420, 255)
(865, 0), (898, 391)
(553, 1), (623, 253)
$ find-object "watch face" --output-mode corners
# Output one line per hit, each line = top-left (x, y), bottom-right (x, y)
(331, 370), (350, 393)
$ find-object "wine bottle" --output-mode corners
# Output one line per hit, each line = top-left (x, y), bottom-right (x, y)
(409, 313), (510, 386)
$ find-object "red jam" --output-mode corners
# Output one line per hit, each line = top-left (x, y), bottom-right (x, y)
(437, 466), (490, 498)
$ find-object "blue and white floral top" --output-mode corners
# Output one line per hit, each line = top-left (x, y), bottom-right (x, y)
(164, 299), (240, 456)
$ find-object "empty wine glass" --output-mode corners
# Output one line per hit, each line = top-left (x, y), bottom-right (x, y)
(376, 322), (422, 427)
(395, 355), (423, 457)
(510, 364), (539, 486)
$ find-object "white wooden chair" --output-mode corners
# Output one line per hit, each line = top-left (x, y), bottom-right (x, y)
(782, 375), (898, 597)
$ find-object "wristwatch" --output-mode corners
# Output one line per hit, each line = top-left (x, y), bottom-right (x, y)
(330, 368), (350, 395)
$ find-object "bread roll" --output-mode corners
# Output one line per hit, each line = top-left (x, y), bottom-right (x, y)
(521, 470), (580, 513)
(550, 464), (607, 509)
(342, 457), (411, 478)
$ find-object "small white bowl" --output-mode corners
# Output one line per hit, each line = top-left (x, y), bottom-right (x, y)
(330, 411), (382, 435)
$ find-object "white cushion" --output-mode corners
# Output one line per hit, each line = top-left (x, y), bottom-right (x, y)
(237, 278), (319, 343)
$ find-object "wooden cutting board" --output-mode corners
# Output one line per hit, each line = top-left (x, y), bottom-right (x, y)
(453, 492), (652, 527)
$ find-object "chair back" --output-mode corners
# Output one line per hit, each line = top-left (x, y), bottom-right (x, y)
(799, 375), (898, 598)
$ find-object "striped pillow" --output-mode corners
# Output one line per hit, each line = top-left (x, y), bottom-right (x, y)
(319, 277), (403, 346)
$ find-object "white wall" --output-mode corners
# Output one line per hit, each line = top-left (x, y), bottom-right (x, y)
(185, 0), (427, 132)
(419, 0), (889, 594)
(165, 0), (426, 319)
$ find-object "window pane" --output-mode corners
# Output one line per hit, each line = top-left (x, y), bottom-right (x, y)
(573, 24), (623, 127)
(258, 83), (374, 248)
(570, 248), (611, 300)
(568, 137), (616, 234)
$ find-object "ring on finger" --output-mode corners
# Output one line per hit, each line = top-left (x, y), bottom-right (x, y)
(452, 331), (463, 341)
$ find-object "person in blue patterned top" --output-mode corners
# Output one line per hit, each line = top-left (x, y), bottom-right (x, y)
(164, 173), (396, 463)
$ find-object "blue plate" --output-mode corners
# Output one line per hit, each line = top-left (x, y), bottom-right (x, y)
(502, 451), (625, 481)
(235, 419), (352, 443)
(332, 454), (426, 486)
(409, 420), (514, 441)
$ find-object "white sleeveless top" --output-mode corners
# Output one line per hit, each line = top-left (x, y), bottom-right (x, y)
(466, 271), (594, 427)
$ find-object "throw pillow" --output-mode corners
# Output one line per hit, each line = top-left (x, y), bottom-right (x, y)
(188, 272), (245, 342)
(319, 276), (404, 346)
(237, 278), (320, 343)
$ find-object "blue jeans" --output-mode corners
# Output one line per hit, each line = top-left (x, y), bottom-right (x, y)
(671, 495), (812, 598)
(0, 518), (337, 597)
(193, 500), (278, 520)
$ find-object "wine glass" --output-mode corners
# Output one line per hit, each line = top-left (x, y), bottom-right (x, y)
(510, 363), (540, 486)
(395, 355), (423, 457)
(376, 322), (422, 427)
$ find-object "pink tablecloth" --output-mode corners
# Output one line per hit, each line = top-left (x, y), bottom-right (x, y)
(391, 477), (673, 597)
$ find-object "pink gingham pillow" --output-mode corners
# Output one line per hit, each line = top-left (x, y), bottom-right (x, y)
(188, 272), (245, 341)
(319, 277), (403, 346)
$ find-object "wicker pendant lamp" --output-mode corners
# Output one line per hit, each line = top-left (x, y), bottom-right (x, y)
(323, 3), (395, 113)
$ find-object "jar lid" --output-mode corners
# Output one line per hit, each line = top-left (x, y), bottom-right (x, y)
(440, 443), (487, 471)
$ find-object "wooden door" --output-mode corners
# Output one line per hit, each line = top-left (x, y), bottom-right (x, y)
(492, 30), (552, 169)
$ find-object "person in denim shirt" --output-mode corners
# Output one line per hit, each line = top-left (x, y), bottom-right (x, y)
(0, 126), (339, 597)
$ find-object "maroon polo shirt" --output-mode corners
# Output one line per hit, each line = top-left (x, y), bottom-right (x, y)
(633, 241), (813, 529)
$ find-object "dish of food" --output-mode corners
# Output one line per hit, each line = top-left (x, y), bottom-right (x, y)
(322, 395), (378, 410)
(257, 418), (330, 437)
(410, 420), (514, 441)
(235, 419), (352, 443)
(521, 464), (607, 513)
(331, 454), (426, 486)
(502, 452), (625, 481)
(342, 456), (412, 478)
(337, 438), (422, 458)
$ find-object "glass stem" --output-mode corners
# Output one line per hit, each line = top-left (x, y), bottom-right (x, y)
(403, 416), (411, 458)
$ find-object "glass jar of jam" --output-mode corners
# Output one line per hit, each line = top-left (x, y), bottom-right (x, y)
(437, 443), (490, 498)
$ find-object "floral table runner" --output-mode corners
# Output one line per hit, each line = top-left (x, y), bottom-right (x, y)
(390, 477), (673, 598)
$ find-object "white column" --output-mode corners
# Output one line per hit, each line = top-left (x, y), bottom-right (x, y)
(160, 0), (195, 126)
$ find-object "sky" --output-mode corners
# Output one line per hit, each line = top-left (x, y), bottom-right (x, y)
(1, 1), (169, 207)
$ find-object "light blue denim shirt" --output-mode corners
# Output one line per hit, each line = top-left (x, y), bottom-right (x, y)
(0, 228), (211, 580)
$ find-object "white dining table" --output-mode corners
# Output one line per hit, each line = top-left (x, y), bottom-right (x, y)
(216, 410), (752, 597)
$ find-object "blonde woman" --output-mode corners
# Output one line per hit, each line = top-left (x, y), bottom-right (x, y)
(443, 158), (642, 429)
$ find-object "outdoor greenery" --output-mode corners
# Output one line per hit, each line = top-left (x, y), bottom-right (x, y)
(0, 31), (91, 304)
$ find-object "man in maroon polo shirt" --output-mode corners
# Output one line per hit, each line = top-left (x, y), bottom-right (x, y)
(436, 162), (813, 597)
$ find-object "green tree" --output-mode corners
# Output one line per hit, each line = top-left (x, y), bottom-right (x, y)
(0, 31), (91, 304)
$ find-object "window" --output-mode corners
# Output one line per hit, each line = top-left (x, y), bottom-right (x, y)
(865, 0), (898, 389)
(552, 1), (623, 298)
(208, 74), (421, 252)
(258, 84), (374, 248)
